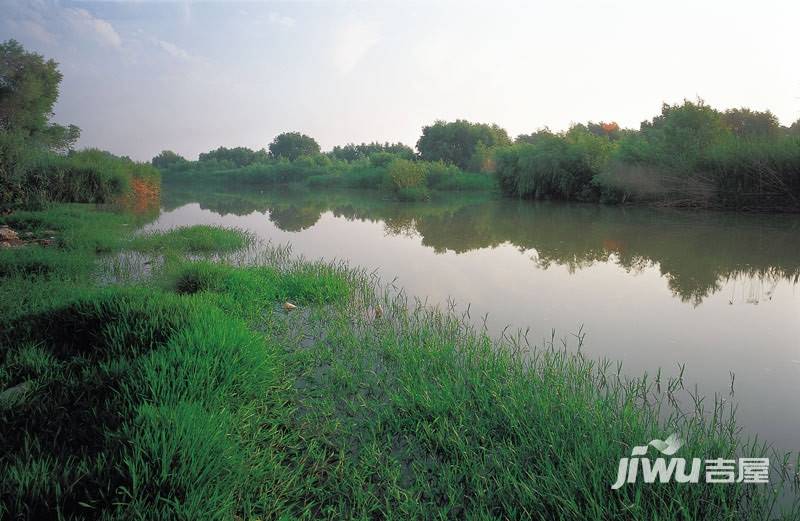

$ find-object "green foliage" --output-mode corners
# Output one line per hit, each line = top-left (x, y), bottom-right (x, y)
(494, 131), (608, 200)
(416, 119), (511, 169)
(699, 136), (800, 211)
(633, 99), (731, 170)
(198, 146), (266, 167)
(368, 151), (399, 167)
(150, 150), (186, 169)
(497, 100), (800, 211)
(515, 128), (555, 145)
(164, 152), (494, 199)
(131, 225), (252, 254)
(0, 40), (94, 209)
(0, 40), (62, 137)
(386, 159), (425, 190)
(2, 147), (159, 210)
(330, 141), (414, 162)
(722, 108), (780, 138)
(385, 159), (429, 200)
(268, 132), (320, 161)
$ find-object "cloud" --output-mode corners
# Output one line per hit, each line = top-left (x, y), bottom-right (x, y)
(0, 0), (122, 49)
(268, 12), (296, 28)
(331, 19), (379, 75)
(63, 8), (122, 48)
(156, 39), (191, 60)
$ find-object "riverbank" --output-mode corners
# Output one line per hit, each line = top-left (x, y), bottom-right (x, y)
(1, 203), (797, 519)
(161, 155), (496, 202)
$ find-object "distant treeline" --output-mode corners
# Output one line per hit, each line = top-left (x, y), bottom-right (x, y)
(495, 103), (800, 211)
(157, 129), (496, 201)
(158, 104), (800, 211)
(1, 40), (159, 211)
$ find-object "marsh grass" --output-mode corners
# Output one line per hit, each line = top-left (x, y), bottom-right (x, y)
(1, 204), (798, 519)
(130, 225), (254, 254)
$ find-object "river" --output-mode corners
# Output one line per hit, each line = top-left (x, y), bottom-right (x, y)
(146, 185), (800, 454)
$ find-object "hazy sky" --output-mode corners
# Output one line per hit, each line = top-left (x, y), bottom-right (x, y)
(2, 0), (799, 161)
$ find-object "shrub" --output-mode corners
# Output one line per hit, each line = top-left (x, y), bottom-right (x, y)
(700, 136), (800, 211)
(494, 137), (602, 200)
(387, 159), (426, 192)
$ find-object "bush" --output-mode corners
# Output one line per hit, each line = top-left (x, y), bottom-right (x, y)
(1, 146), (160, 210)
(386, 159), (427, 192)
(494, 135), (604, 200)
(699, 136), (800, 211)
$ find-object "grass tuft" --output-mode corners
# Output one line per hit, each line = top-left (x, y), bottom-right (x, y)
(131, 225), (253, 254)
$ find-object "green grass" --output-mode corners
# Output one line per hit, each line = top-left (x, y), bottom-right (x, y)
(1, 203), (798, 519)
(130, 225), (253, 254)
(2, 146), (160, 211)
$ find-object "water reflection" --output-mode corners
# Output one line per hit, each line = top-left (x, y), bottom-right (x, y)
(162, 186), (800, 306)
(154, 184), (800, 452)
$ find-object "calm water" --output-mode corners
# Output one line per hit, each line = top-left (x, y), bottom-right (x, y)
(148, 186), (800, 452)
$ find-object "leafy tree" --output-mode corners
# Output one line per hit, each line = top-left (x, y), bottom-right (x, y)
(585, 121), (621, 140)
(330, 142), (414, 162)
(515, 129), (555, 145)
(646, 100), (729, 149)
(151, 150), (187, 169)
(615, 99), (730, 171)
(722, 108), (780, 138)
(268, 132), (320, 161)
(0, 40), (81, 208)
(416, 120), (511, 170)
(1, 40), (59, 133)
(198, 146), (265, 167)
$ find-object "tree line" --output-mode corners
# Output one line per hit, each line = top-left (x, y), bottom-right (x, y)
(2, 38), (798, 212)
(159, 105), (800, 210)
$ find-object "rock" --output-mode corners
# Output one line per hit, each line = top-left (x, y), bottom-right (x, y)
(283, 302), (297, 312)
(0, 226), (18, 242)
(374, 304), (383, 319)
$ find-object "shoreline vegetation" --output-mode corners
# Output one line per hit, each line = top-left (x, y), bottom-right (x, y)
(2, 39), (800, 519)
(157, 105), (800, 212)
(2, 203), (799, 519)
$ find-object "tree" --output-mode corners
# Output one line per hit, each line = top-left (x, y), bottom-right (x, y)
(722, 108), (780, 138)
(330, 141), (414, 161)
(151, 150), (187, 169)
(416, 120), (511, 170)
(516, 129), (554, 145)
(268, 132), (320, 160)
(1, 40), (81, 208)
(0, 39), (60, 133)
(630, 99), (730, 170)
(198, 146), (265, 167)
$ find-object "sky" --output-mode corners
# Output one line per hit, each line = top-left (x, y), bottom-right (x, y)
(1, 0), (799, 161)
